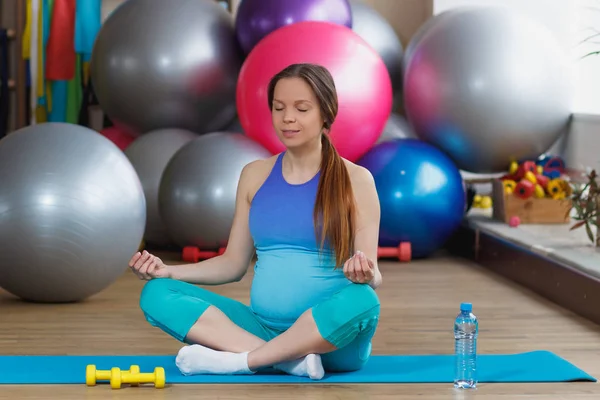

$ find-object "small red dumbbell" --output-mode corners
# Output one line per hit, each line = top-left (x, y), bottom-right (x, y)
(182, 246), (226, 263)
(514, 179), (535, 199)
(377, 242), (411, 262)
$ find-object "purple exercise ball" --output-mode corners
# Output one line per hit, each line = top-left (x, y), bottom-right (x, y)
(235, 0), (353, 55)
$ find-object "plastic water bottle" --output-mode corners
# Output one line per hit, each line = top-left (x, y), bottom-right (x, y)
(454, 302), (478, 389)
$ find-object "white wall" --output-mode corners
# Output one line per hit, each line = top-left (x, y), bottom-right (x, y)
(547, 113), (600, 174)
(432, 0), (600, 116)
(573, 0), (600, 115)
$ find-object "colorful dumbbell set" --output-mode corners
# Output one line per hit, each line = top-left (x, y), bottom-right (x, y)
(500, 155), (571, 200)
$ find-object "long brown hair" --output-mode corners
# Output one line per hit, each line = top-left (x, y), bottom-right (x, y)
(267, 63), (356, 267)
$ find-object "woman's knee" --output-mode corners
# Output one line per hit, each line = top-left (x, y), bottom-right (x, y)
(139, 278), (177, 317)
(138, 278), (213, 341)
(333, 283), (381, 317)
(348, 283), (380, 306)
(312, 283), (380, 349)
(139, 278), (211, 324)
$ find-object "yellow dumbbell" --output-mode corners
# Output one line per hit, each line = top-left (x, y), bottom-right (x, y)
(502, 179), (516, 195)
(110, 366), (166, 389)
(86, 364), (140, 386)
(523, 171), (537, 184)
(472, 194), (492, 209)
(534, 184), (545, 198)
(479, 195), (492, 208)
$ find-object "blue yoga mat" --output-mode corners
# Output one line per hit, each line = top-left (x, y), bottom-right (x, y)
(0, 351), (595, 384)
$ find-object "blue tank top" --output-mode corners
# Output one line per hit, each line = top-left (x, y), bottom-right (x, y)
(248, 152), (350, 331)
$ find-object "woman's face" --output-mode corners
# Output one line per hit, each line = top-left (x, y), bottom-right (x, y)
(271, 77), (324, 150)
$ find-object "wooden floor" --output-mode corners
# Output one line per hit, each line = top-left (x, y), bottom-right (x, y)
(1, 252), (599, 399)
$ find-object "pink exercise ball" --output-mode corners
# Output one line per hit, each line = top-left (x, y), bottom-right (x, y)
(236, 21), (393, 162)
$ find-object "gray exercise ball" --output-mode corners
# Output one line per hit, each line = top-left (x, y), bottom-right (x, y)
(403, 6), (572, 173)
(349, 0), (403, 101)
(0, 123), (146, 303)
(159, 132), (271, 249)
(376, 113), (417, 144)
(90, 0), (243, 135)
(125, 129), (198, 247)
(402, 8), (464, 73)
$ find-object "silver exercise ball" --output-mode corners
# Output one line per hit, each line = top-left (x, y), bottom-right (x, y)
(376, 113), (417, 144)
(91, 0), (243, 135)
(349, 0), (404, 100)
(125, 129), (198, 247)
(402, 8), (463, 73)
(403, 6), (572, 173)
(159, 132), (271, 249)
(0, 123), (146, 303)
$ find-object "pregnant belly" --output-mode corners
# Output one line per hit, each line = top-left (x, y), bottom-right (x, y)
(249, 253), (350, 330)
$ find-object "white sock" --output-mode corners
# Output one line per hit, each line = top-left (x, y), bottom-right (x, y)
(274, 354), (325, 380)
(175, 344), (255, 376)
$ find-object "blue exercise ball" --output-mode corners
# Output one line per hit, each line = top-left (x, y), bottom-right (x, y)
(357, 138), (465, 258)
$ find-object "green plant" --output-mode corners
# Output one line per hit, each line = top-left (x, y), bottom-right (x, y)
(579, 1), (600, 59)
(568, 169), (600, 246)
(581, 44), (600, 59)
(570, 2), (600, 245)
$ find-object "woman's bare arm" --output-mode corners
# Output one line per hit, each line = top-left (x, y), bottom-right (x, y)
(166, 161), (262, 285)
(348, 164), (383, 289)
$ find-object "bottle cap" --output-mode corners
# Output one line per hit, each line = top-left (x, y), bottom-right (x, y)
(460, 302), (472, 312)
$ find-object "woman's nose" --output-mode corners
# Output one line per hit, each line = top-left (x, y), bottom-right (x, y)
(283, 112), (295, 122)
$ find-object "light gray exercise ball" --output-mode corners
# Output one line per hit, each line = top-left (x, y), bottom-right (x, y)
(376, 113), (417, 144)
(0, 123), (146, 303)
(125, 129), (198, 247)
(349, 0), (404, 101)
(159, 132), (271, 249)
(403, 6), (572, 173)
(90, 0), (243, 135)
(402, 8), (464, 73)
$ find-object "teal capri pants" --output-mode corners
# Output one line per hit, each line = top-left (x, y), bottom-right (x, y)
(139, 278), (380, 372)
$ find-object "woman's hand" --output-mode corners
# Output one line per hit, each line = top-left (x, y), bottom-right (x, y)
(343, 250), (375, 284)
(129, 250), (171, 280)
